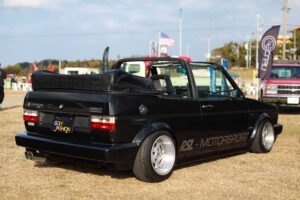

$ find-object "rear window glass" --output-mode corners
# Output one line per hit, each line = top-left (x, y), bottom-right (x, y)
(128, 64), (141, 74)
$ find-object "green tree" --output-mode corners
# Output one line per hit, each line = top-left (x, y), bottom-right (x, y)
(4, 64), (22, 74)
(212, 41), (249, 67)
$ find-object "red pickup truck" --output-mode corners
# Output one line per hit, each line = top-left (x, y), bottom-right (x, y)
(260, 62), (300, 108)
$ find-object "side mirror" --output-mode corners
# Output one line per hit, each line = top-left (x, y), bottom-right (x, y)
(232, 89), (238, 97)
(231, 89), (243, 99)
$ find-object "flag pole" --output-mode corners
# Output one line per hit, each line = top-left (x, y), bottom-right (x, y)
(58, 60), (61, 74)
(179, 8), (183, 56)
(158, 32), (161, 57)
(255, 14), (261, 100)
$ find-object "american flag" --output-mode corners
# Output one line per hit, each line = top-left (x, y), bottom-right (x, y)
(159, 32), (175, 47)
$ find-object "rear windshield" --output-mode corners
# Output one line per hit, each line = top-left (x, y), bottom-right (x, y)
(271, 66), (300, 79)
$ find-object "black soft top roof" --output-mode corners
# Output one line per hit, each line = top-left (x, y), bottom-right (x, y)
(32, 57), (188, 93)
(31, 69), (157, 93)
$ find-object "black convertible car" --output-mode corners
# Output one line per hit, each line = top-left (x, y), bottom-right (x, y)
(16, 57), (282, 182)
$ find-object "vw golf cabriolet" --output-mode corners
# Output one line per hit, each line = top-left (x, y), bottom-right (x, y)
(16, 57), (282, 182)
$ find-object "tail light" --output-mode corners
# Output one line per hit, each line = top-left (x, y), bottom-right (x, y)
(90, 115), (115, 131)
(23, 109), (38, 123)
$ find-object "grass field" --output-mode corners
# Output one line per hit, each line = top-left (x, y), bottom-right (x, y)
(0, 94), (299, 200)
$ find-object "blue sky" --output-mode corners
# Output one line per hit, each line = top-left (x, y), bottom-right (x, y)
(0, 0), (299, 66)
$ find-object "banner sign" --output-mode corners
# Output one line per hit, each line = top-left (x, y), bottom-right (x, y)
(102, 46), (109, 73)
(258, 25), (280, 80)
(209, 66), (216, 93)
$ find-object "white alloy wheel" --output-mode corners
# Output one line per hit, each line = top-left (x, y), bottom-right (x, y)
(261, 121), (275, 151)
(150, 135), (176, 176)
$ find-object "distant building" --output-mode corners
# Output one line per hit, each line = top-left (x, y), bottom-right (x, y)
(290, 26), (300, 32)
(274, 26), (300, 60)
(59, 67), (99, 75)
(290, 26), (300, 60)
(277, 35), (293, 45)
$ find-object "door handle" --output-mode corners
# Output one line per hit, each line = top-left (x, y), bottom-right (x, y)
(202, 104), (214, 109)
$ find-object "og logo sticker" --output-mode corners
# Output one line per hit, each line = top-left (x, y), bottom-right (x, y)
(53, 118), (72, 134)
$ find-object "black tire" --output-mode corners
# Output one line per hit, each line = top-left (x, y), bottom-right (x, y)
(133, 131), (176, 182)
(251, 119), (275, 153)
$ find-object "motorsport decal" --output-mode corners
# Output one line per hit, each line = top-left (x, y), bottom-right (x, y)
(179, 133), (248, 152)
(179, 139), (194, 152)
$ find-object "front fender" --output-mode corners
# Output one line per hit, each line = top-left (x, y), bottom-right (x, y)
(249, 113), (272, 144)
(132, 122), (172, 145)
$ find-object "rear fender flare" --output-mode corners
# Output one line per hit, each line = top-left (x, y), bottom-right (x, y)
(132, 122), (173, 146)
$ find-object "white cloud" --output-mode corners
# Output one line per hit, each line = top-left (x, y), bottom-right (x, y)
(2, 0), (76, 9)
(104, 19), (119, 29)
(3, 0), (53, 8)
(178, 0), (212, 11)
(290, 0), (300, 8)
(3, 0), (44, 8)
(79, 4), (111, 14)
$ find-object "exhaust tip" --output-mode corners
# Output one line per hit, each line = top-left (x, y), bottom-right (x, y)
(25, 150), (47, 163)
(25, 151), (34, 160)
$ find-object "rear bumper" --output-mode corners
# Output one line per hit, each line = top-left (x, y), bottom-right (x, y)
(262, 96), (300, 107)
(15, 132), (139, 170)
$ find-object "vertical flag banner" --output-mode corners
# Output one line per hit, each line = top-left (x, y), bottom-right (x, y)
(102, 46), (109, 73)
(258, 25), (280, 80)
(159, 32), (175, 47)
(209, 65), (216, 93)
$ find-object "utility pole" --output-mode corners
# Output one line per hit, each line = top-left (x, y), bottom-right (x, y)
(293, 30), (297, 60)
(236, 41), (240, 66)
(237, 41), (240, 60)
(179, 8), (183, 56)
(207, 36), (211, 61)
(186, 44), (189, 56)
(282, 0), (290, 60)
(249, 39), (252, 67)
(246, 37), (249, 68)
(255, 14), (263, 71)
(149, 41), (152, 56)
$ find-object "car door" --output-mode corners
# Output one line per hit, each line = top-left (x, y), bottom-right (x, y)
(149, 61), (203, 157)
(191, 63), (250, 154)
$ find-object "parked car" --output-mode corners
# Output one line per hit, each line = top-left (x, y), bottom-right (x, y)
(16, 57), (282, 182)
(260, 61), (300, 108)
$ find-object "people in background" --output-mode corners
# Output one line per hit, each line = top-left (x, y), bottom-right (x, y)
(0, 63), (7, 109)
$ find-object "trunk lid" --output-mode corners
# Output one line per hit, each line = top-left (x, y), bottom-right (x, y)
(24, 91), (112, 143)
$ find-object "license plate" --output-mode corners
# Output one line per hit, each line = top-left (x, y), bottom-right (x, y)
(52, 116), (74, 134)
(287, 97), (299, 104)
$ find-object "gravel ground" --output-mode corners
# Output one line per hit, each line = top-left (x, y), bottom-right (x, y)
(0, 91), (299, 200)
(1, 90), (26, 110)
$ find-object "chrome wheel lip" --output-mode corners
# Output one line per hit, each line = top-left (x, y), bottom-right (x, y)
(151, 135), (176, 176)
(262, 122), (275, 151)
